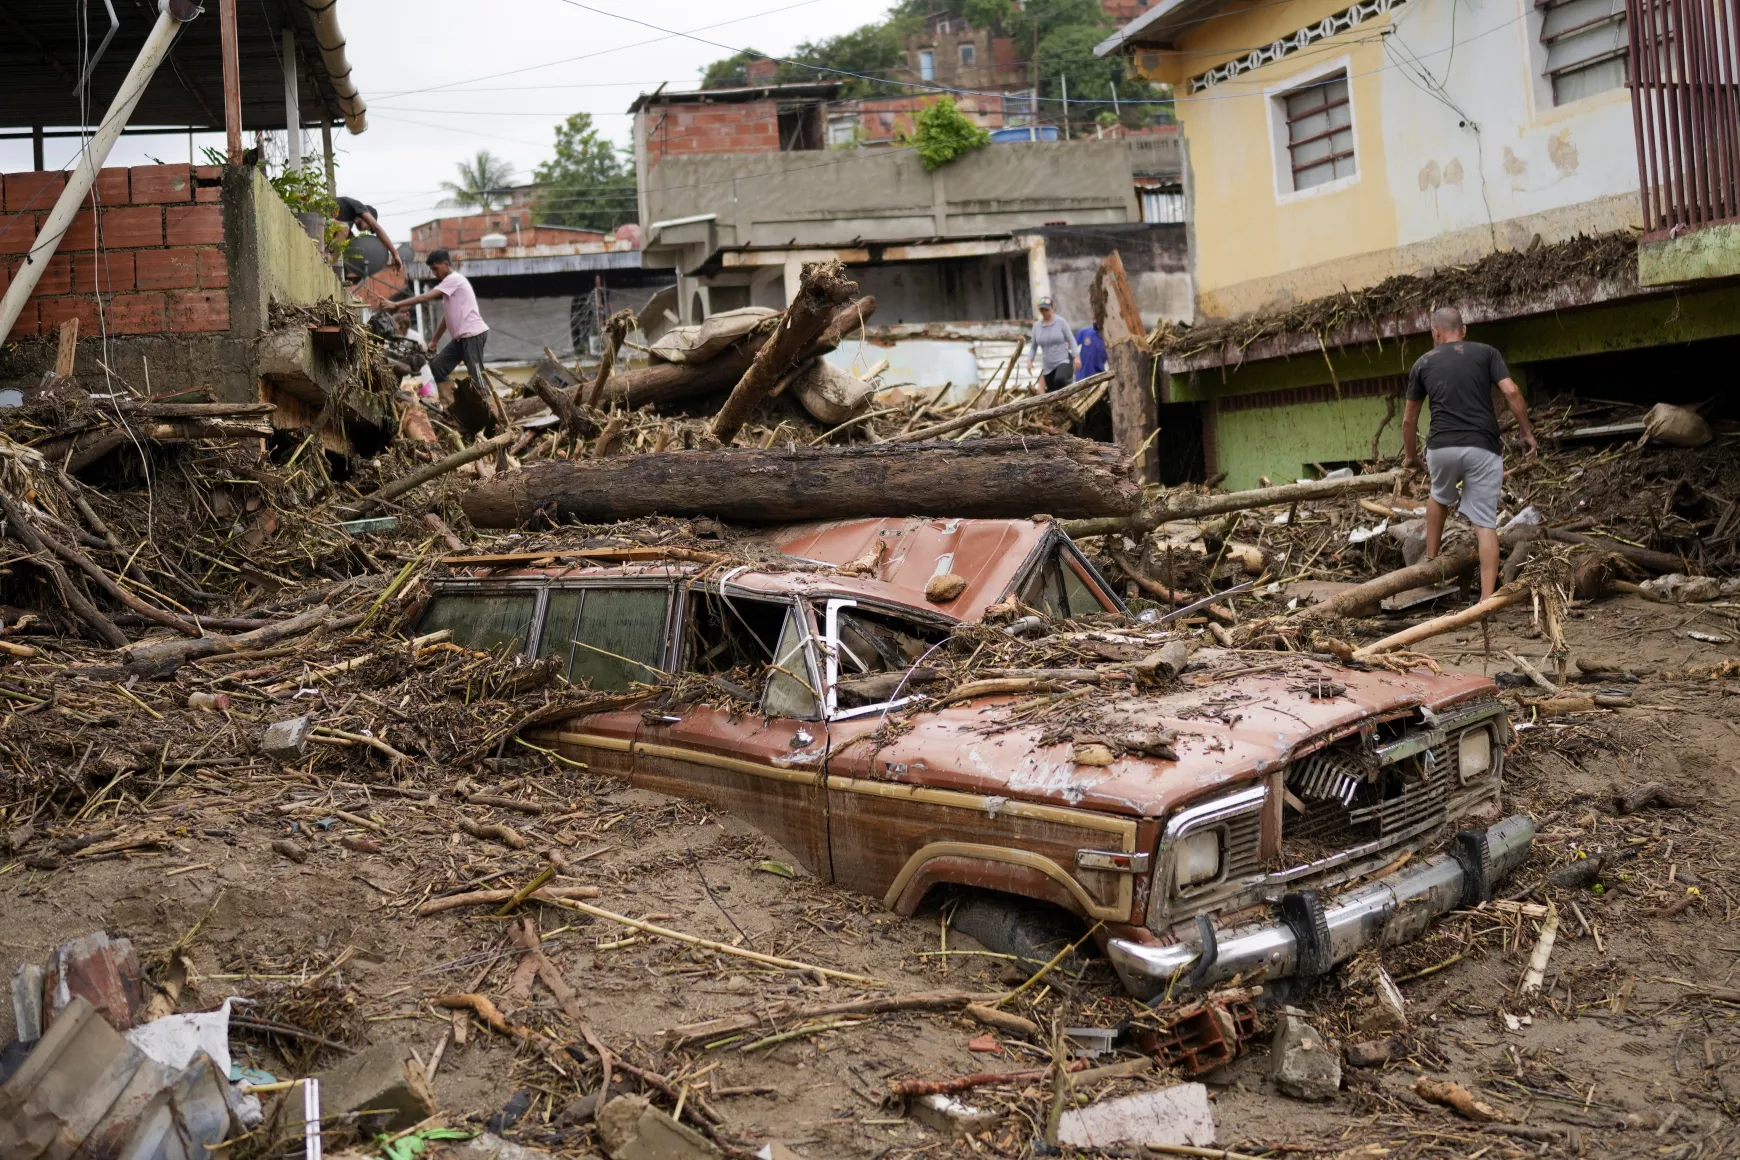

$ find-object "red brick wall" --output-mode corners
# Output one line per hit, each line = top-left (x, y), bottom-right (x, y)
(1, 163), (228, 338)
(643, 101), (784, 166)
(409, 208), (604, 252)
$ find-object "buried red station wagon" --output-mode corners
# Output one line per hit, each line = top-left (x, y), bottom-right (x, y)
(419, 517), (1531, 999)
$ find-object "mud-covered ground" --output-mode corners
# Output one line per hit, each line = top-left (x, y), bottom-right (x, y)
(2, 589), (1736, 1159)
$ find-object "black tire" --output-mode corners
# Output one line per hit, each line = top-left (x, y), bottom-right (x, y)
(945, 889), (1090, 975)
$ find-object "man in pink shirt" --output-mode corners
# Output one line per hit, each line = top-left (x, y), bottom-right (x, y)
(391, 249), (497, 434)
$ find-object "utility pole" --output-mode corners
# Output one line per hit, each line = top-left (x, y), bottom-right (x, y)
(1061, 73), (1070, 139)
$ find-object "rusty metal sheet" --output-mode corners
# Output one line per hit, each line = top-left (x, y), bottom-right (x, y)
(826, 655), (1497, 820)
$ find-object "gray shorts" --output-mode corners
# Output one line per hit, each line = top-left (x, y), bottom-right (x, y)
(1425, 445), (1503, 528)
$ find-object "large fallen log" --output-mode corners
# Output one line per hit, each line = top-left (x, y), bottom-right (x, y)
(713, 262), (857, 442)
(461, 436), (1140, 527)
(1059, 471), (1401, 538)
(343, 432), (516, 517)
(600, 296), (875, 410)
(1546, 527), (1683, 573)
(1299, 543), (1480, 620)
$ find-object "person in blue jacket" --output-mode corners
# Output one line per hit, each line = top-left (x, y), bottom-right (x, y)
(1075, 323), (1108, 379)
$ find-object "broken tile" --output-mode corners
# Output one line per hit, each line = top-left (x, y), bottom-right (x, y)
(1055, 1082), (1216, 1149)
(43, 931), (145, 1033)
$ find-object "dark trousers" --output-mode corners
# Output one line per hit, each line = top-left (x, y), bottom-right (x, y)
(1042, 364), (1073, 393)
(430, 332), (495, 438)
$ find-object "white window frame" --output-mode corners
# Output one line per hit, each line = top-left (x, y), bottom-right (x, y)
(959, 42), (977, 66)
(919, 50), (937, 81)
(1266, 55), (1360, 205)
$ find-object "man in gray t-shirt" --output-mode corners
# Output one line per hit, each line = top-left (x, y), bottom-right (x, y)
(1402, 305), (1538, 601)
(1027, 297), (1079, 393)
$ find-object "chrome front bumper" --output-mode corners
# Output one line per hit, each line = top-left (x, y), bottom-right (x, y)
(1108, 816), (1534, 1000)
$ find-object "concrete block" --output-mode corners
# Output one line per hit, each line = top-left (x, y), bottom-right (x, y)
(43, 931), (145, 1033)
(909, 1092), (1002, 1136)
(302, 1042), (436, 1136)
(1271, 1014), (1340, 1100)
(262, 715), (313, 763)
(1055, 1082), (1216, 1150)
(596, 1093), (723, 1160)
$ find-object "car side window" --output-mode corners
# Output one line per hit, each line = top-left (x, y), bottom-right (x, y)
(1019, 544), (1116, 619)
(832, 605), (947, 709)
(539, 587), (671, 691)
(680, 589), (820, 719)
(420, 593), (535, 656)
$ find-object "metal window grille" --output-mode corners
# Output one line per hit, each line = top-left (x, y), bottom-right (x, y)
(1540, 0), (1630, 104)
(1283, 73), (1356, 190)
(1626, 0), (1740, 231)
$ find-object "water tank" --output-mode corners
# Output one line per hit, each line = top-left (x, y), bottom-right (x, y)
(479, 232), (509, 249)
(990, 125), (1060, 143)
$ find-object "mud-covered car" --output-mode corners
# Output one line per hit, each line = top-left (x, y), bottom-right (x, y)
(419, 517), (1531, 998)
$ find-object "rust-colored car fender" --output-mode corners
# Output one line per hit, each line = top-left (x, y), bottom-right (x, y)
(883, 842), (1131, 922)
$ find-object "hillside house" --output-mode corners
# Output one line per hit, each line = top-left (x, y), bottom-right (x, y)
(1097, 0), (1740, 486)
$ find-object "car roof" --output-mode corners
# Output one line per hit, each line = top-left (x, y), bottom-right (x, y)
(437, 517), (1058, 624)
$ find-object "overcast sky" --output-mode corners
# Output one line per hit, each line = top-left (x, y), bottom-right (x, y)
(1, 0), (871, 244)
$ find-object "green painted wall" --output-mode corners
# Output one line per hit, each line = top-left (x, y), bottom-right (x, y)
(1639, 224), (1740, 286)
(1214, 395), (1411, 490)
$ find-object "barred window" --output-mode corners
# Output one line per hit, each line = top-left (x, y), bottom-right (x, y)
(1282, 72), (1355, 191)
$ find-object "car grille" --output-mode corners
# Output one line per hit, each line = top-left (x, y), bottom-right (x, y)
(1281, 734), (1470, 871)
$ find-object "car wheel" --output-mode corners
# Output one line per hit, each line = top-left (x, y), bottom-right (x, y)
(945, 889), (1089, 976)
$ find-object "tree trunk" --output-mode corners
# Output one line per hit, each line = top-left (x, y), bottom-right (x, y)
(712, 262), (857, 442)
(461, 435), (1140, 528)
(600, 296), (876, 411)
(1058, 471), (1402, 538)
(1107, 338), (1157, 485)
(1300, 543), (1480, 620)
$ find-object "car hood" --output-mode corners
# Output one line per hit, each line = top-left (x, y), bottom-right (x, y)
(828, 651), (1499, 819)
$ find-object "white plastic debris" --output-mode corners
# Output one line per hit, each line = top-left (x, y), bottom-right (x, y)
(1347, 519), (1388, 545)
(1056, 1083), (1215, 1149)
(1501, 505), (1544, 530)
(125, 997), (237, 1075)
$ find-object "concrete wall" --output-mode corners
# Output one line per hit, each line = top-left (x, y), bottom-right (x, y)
(1031, 223), (1192, 328)
(1134, 0), (1644, 319)
(642, 139), (1144, 268)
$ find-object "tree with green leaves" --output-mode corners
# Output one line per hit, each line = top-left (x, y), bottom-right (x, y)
(439, 151), (517, 212)
(909, 96), (992, 169)
(777, 23), (905, 95)
(532, 113), (637, 232)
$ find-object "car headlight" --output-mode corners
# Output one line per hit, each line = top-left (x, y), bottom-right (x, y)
(1458, 728), (1493, 784)
(1174, 829), (1222, 891)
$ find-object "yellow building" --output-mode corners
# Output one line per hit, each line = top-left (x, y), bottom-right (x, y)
(1096, 0), (1740, 487)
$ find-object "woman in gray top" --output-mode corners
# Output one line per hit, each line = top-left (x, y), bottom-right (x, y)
(1027, 297), (1080, 392)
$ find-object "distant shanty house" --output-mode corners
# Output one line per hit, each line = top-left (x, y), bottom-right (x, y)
(1096, 0), (1740, 487)
(388, 195), (663, 364)
(630, 81), (1190, 394)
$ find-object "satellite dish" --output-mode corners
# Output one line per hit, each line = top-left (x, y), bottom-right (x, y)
(344, 234), (392, 281)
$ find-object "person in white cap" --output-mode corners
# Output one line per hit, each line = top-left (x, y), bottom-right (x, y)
(1026, 296), (1079, 393)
